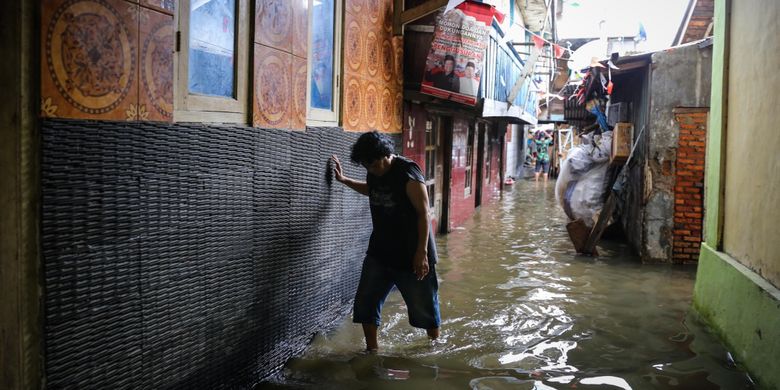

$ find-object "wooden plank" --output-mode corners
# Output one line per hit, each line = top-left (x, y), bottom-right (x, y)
(566, 219), (591, 254)
(610, 122), (632, 164)
(611, 60), (648, 73)
(393, 0), (404, 36)
(400, 0), (448, 25)
(582, 191), (617, 255)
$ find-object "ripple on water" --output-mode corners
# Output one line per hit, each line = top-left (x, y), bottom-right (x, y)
(262, 181), (753, 389)
(527, 288), (568, 301)
(469, 376), (543, 390)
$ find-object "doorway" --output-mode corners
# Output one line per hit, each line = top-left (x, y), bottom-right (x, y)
(438, 117), (452, 234)
(426, 116), (452, 234)
(475, 122), (486, 208)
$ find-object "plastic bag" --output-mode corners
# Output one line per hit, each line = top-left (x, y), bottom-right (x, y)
(555, 131), (613, 227)
(558, 163), (609, 226)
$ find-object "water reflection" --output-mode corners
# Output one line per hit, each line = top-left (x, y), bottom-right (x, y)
(260, 181), (752, 389)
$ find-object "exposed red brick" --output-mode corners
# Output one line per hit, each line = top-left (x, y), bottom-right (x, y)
(672, 110), (707, 262)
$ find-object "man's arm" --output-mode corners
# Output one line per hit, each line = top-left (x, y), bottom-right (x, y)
(406, 179), (430, 280)
(331, 155), (369, 196)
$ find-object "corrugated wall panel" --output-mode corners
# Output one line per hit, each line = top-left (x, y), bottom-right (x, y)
(41, 120), (389, 388)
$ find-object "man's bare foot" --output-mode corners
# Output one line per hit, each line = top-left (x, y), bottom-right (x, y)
(427, 327), (440, 340)
(362, 323), (379, 352)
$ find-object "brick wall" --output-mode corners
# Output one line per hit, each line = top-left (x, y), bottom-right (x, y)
(681, 0), (714, 44)
(672, 108), (708, 263)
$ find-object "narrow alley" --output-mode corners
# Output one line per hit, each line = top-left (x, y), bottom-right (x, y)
(3, 0), (779, 389)
(262, 181), (751, 389)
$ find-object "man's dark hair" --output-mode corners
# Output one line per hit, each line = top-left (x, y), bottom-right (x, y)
(350, 131), (394, 165)
(466, 61), (475, 68)
(443, 54), (456, 63)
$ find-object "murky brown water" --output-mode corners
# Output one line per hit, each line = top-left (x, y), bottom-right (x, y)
(260, 181), (753, 389)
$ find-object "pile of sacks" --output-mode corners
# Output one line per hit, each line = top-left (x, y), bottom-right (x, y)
(555, 131), (612, 227)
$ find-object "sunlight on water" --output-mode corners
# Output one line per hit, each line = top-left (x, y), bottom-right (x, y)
(260, 181), (753, 389)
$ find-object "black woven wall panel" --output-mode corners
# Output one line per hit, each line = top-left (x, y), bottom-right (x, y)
(41, 120), (393, 389)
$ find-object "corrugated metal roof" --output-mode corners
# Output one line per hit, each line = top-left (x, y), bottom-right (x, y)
(603, 36), (713, 74)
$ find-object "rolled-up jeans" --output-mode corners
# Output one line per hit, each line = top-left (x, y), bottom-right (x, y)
(353, 255), (440, 329)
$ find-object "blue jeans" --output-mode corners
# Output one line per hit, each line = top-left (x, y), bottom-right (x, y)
(353, 256), (441, 329)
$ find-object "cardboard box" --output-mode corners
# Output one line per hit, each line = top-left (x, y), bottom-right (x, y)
(611, 122), (633, 164)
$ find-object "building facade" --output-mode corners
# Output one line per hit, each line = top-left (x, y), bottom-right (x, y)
(564, 42), (712, 263)
(693, 0), (780, 388)
(1, 0), (550, 388)
(3, 0), (403, 388)
(399, 0), (539, 233)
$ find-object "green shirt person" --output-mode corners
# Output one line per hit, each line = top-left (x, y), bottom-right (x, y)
(535, 138), (552, 163)
(533, 132), (553, 182)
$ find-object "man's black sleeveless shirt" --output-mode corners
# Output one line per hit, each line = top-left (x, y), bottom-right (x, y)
(365, 156), (438, 270)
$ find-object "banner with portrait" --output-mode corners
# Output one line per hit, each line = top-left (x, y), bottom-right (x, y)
(421, 1), (496, 106)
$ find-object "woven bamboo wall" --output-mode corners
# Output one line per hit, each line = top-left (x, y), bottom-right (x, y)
(41, 120), (386, 388)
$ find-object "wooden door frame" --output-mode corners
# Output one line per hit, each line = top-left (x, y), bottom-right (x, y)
(498, 122), (506, 197)
(439, 116), (452, 234)
(475, 122), (486, 208)
(424, 116), (439, 231)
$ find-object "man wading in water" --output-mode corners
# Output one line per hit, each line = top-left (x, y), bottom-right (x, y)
(331, 131), (441, 352)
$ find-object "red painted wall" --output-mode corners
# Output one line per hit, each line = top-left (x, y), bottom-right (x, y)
(402, 106), (505, 233)
(401, 102), (428, 167)
(401, 102), (439, 230)
(480, 132), (502, 206)
(491, 135), (502, 196)
(447, 117), (476, 230)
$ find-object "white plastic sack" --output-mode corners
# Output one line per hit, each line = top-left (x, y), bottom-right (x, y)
(590, 131), (612, 163)
(565, 145), (595, 174)
(555, 131), (612, 227)
(559, 163), (608, 226)
(565, 131), (612, 174)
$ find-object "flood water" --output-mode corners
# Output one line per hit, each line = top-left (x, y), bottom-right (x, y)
(260, 180), (753, 389)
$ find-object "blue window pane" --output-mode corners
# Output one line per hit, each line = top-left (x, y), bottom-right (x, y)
(189, 0), (236, 97)
(310, 0), (334, 110)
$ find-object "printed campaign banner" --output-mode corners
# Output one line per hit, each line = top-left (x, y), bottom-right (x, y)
(421, 2), (497, 106)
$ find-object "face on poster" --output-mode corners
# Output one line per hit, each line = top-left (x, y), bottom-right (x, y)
(420, 4), (492, 106)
